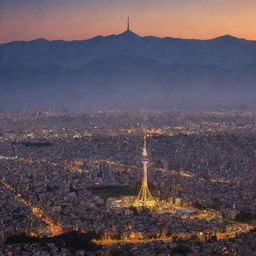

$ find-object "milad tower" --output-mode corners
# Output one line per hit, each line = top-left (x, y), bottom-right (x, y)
(134, 134), (156, 208)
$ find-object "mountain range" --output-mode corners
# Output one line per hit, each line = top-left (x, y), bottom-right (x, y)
(1, 30), (256, 110)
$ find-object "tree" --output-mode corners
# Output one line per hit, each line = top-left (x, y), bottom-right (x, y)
(235, 210), (255, 223)
(193, 201), (207, 210)
(6, 231), (100, 253)
(171, 244), (192, 255)
(111, 248), (122, 256)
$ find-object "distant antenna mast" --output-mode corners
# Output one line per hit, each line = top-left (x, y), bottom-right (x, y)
(127, 16), (130, 31)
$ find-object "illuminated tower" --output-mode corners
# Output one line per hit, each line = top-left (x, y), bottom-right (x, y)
(134, 134), (156, 208)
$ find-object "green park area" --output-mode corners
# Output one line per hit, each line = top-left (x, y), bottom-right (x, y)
(89, 185), (138, 202)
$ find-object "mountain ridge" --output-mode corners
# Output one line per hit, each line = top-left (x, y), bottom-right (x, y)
(1, 31), (254, 44)
(0, 30), (256, 110)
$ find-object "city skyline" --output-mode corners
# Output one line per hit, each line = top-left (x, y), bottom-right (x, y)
(1, 0), (256, 43)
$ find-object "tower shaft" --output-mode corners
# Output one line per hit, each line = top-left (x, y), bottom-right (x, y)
(142, 163), (148, 187)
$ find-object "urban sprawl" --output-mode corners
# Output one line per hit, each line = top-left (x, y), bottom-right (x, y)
(0, 110), (255, 255)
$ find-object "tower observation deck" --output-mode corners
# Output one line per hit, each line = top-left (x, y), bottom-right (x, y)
(134, 134), (156, 208)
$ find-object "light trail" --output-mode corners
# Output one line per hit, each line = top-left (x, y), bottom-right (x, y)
(94, 223), (255, 245)
(1, 156), (229, 184)
(0, 157), (253, 245)
(96, 159), (195, 178)
(211, 179), (230, 184)
(0, 177), (63, 236)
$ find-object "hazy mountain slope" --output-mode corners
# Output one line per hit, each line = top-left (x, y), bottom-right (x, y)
(1, 31), (256, 110)
(1, 32), (256, 68)
(1, 54), (256, 110)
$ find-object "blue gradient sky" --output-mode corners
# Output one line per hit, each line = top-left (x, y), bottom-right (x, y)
(0, 0), (255, 43)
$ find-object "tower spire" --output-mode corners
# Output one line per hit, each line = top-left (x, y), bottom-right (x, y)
(127, 16), (130, 31)
(142, 134), (148, 158)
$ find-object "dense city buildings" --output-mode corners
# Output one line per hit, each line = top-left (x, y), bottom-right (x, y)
(0, 109), (255, 255)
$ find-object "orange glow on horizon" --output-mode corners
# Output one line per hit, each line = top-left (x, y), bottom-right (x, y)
(0, 0), (256, 43)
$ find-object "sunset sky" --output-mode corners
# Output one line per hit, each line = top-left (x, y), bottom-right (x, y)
(0, 0), (256, 43)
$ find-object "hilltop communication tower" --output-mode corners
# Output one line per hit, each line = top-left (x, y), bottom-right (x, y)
(134, 134), (156, 208)
(127, 17), (130, 31)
